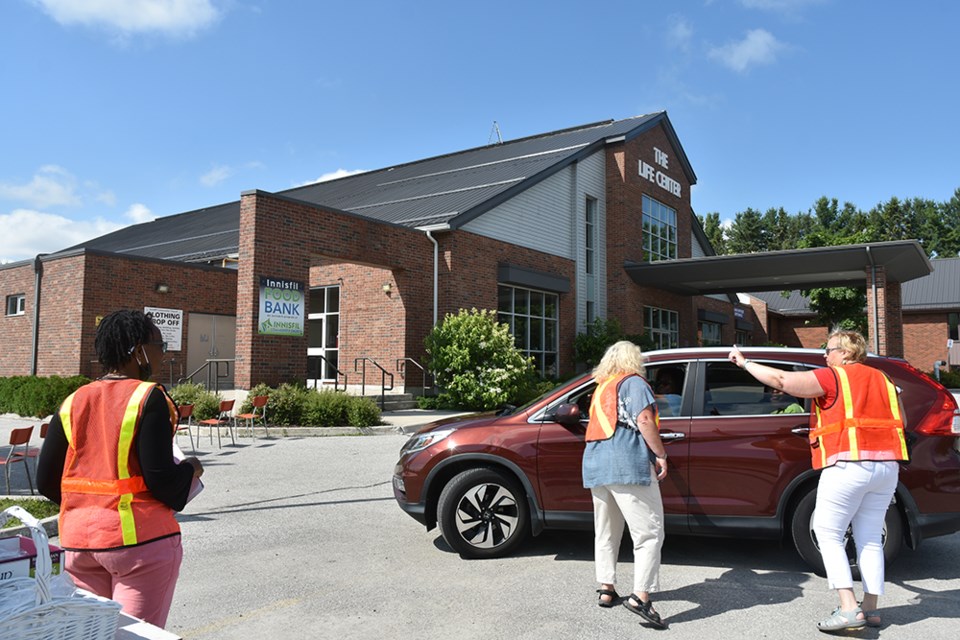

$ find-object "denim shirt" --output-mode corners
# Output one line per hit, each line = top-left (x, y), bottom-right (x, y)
(582, 375), (657, 488)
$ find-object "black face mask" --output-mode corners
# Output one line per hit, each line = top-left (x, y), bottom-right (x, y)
(136, 347), (153, 381)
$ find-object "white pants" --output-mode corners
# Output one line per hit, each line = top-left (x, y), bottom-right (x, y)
(591, 481), (664, 594)
(813, 460), (899, 594)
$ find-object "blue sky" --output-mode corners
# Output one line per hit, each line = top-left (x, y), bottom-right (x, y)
(2, 0), (958, 263)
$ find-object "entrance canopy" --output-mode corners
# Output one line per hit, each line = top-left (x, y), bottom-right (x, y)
(624, 241), (932, 295)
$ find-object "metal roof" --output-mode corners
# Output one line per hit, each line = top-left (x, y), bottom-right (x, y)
(625, 241), (932, 295)
(51, 112), (689, 263)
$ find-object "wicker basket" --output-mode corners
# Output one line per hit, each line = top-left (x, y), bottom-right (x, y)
(0, 506), (122, 640)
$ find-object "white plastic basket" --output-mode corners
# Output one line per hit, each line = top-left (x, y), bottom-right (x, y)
(0, 506), (122, 640)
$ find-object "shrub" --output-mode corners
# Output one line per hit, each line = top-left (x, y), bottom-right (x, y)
(265, 383), (309, 426)
(424, 308), (537, 411)
(238, 383), (273, 414)
(168, 382), (221, 421)
(574, 318), (654, 369)
(301, 389), (352, 427)
(345, 396), (381, 428)
(0, 375), (89, 418)
(933, 368), (960, 389)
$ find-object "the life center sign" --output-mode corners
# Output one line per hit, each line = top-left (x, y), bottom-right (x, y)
(639, 147), (682, 198)
(258, 277), (305, 336)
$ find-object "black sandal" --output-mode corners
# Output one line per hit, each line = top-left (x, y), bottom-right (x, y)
(596, 588), (619, 608)
(623, 595), (667, 629)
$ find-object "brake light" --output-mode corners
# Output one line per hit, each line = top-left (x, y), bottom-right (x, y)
(914, 389), (960, 436)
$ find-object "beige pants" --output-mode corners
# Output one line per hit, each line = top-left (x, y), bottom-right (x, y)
(591, 481), (664, 594)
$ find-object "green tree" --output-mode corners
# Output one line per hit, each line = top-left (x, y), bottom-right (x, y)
(424, 308), (536, 410)
(698, 212), (727, 254)
(726, 207), (765, 253)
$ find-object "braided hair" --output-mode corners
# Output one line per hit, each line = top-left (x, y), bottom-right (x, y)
(95, 310), (157, 372)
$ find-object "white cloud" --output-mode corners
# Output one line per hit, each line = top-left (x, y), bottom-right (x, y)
(297, 168), (367, 187)
(708, 29), (785, 73)
(666, 15), (693, 52)
(0, 165), (82, 208)
(200, 164), (233, 187)
(124, 203), (155, 223)
(0, 208), (124, 263)
(29, 0), (221, 36)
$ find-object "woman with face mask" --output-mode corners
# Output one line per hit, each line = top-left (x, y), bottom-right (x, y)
(37, 309), (203, 628)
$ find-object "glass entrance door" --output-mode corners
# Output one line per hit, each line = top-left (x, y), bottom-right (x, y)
(307, 285), (340, 388)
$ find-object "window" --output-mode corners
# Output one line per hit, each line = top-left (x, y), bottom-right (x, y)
(307, 286), (340, 382)
(584, 197), (597, 325)
(700, 322), (722, 346)
(5, 294), (25, 316)
(735, 329), (750, 346)
(644, 306), (678, 349)
(498, 285), (559, 378)
(702, 361), (809, 417)
(950, 312), (959, 341)
(642, 195), (677, 261)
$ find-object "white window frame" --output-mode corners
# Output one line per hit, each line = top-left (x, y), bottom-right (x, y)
(645, 305), (679, 349)
(307, 285), (340, 383)
(700, 321), (723, 346)
(5, 294), (25, 316)
(498, 284), (559, 378)
(642, 195), (677, 261)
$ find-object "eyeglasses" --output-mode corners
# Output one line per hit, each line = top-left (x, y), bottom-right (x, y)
(148, 341), (168, 354)
(824, 346), (843, 355)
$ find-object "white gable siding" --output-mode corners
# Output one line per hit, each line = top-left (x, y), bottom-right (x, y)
(462, 162), (576, 258)
(462, 151), (607, 336)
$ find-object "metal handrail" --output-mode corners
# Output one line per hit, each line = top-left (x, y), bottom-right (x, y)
(177, 358), (234, 394)
(308, 354), (348, 391)
(396, 357), (432, 397)
(354, 357), (394, 409)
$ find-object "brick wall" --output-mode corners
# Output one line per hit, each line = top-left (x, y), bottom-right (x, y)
(0, 262), (37, 375)
(903, 313), (950, 370)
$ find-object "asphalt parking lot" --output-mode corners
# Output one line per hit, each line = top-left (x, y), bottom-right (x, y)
(5, 417), (960, 639)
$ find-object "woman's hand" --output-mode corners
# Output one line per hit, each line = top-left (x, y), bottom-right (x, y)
(183, 456), (204, 478)
(728, 346), (746, 368)
(654, 456), (668, 481)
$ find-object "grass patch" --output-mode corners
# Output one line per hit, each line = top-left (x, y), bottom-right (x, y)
(0, 497), (60, 526)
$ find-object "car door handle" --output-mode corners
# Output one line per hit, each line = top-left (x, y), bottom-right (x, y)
(661, 432), (685, 441)
(791, 427), (811, 435)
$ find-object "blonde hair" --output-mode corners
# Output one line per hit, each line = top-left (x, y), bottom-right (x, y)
(593, 340), (646, 380)
(828, 328), (868, 363)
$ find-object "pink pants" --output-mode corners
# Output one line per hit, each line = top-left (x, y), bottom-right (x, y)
(65, 535), (183, 628)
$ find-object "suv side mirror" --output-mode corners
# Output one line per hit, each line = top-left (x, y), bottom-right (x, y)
(552, 403), (583, 427)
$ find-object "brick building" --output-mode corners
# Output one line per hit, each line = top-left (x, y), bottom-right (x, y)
(0, 113), (946, 396)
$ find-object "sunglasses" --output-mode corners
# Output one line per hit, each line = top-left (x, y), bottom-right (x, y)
(824, 346), (843, 355)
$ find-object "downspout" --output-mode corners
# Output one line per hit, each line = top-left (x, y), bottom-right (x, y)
(865, 246), (880, 353)
(425, 230), (439, 327)
(30, 254), (44, 375)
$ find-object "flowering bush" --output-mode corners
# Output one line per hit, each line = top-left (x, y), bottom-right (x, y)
(424, 308), (536, 410)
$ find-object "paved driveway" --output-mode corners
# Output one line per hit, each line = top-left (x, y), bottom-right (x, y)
(6, 417), (959, 639)
(157, 432), (959, 640)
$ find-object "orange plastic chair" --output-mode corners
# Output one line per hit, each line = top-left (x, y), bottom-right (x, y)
(40, 422), (49, 438)
(2, 426), (36, 494)
(236, 395), (269, 439)
(176, 404), (197, 454)
(199, 399), (236, 448)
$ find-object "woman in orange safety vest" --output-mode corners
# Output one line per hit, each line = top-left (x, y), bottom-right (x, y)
(582, 341), (669, 628)
(38, 310), (204, 628)
(729, 330), (908, 633)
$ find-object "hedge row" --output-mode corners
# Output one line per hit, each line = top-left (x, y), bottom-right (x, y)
(0, 375), (90, 418)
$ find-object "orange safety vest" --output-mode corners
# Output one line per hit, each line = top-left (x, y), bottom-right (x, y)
(810, 364), (909, 470)
(585, 373), (658, 442)
(58, 379), (181, 550)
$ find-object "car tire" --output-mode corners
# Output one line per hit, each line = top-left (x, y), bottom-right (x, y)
(437, 467), (530, 559)
(791, 488), (903, 578)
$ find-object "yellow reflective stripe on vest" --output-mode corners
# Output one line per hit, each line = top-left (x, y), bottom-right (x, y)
(835, 368), (859, 459)
(813, 403), (828, 468)
(59, 392), (76, 447)
(592, 377), (618, 440)
(118, 381), (156, 545)
(882, 374), (910, 459)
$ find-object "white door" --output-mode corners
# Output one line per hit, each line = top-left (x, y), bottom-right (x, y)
(307, 286), (340, 388)
(187, 313), (236, 390)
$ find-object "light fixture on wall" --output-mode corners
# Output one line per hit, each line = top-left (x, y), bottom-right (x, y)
(382, 282), (392, 293)
(155, 283), (170, 294)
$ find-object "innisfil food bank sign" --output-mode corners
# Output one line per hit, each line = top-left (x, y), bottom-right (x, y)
(258, 277), (305, 336)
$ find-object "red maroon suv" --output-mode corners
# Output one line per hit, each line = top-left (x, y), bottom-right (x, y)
(393, 347), (960, 573)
